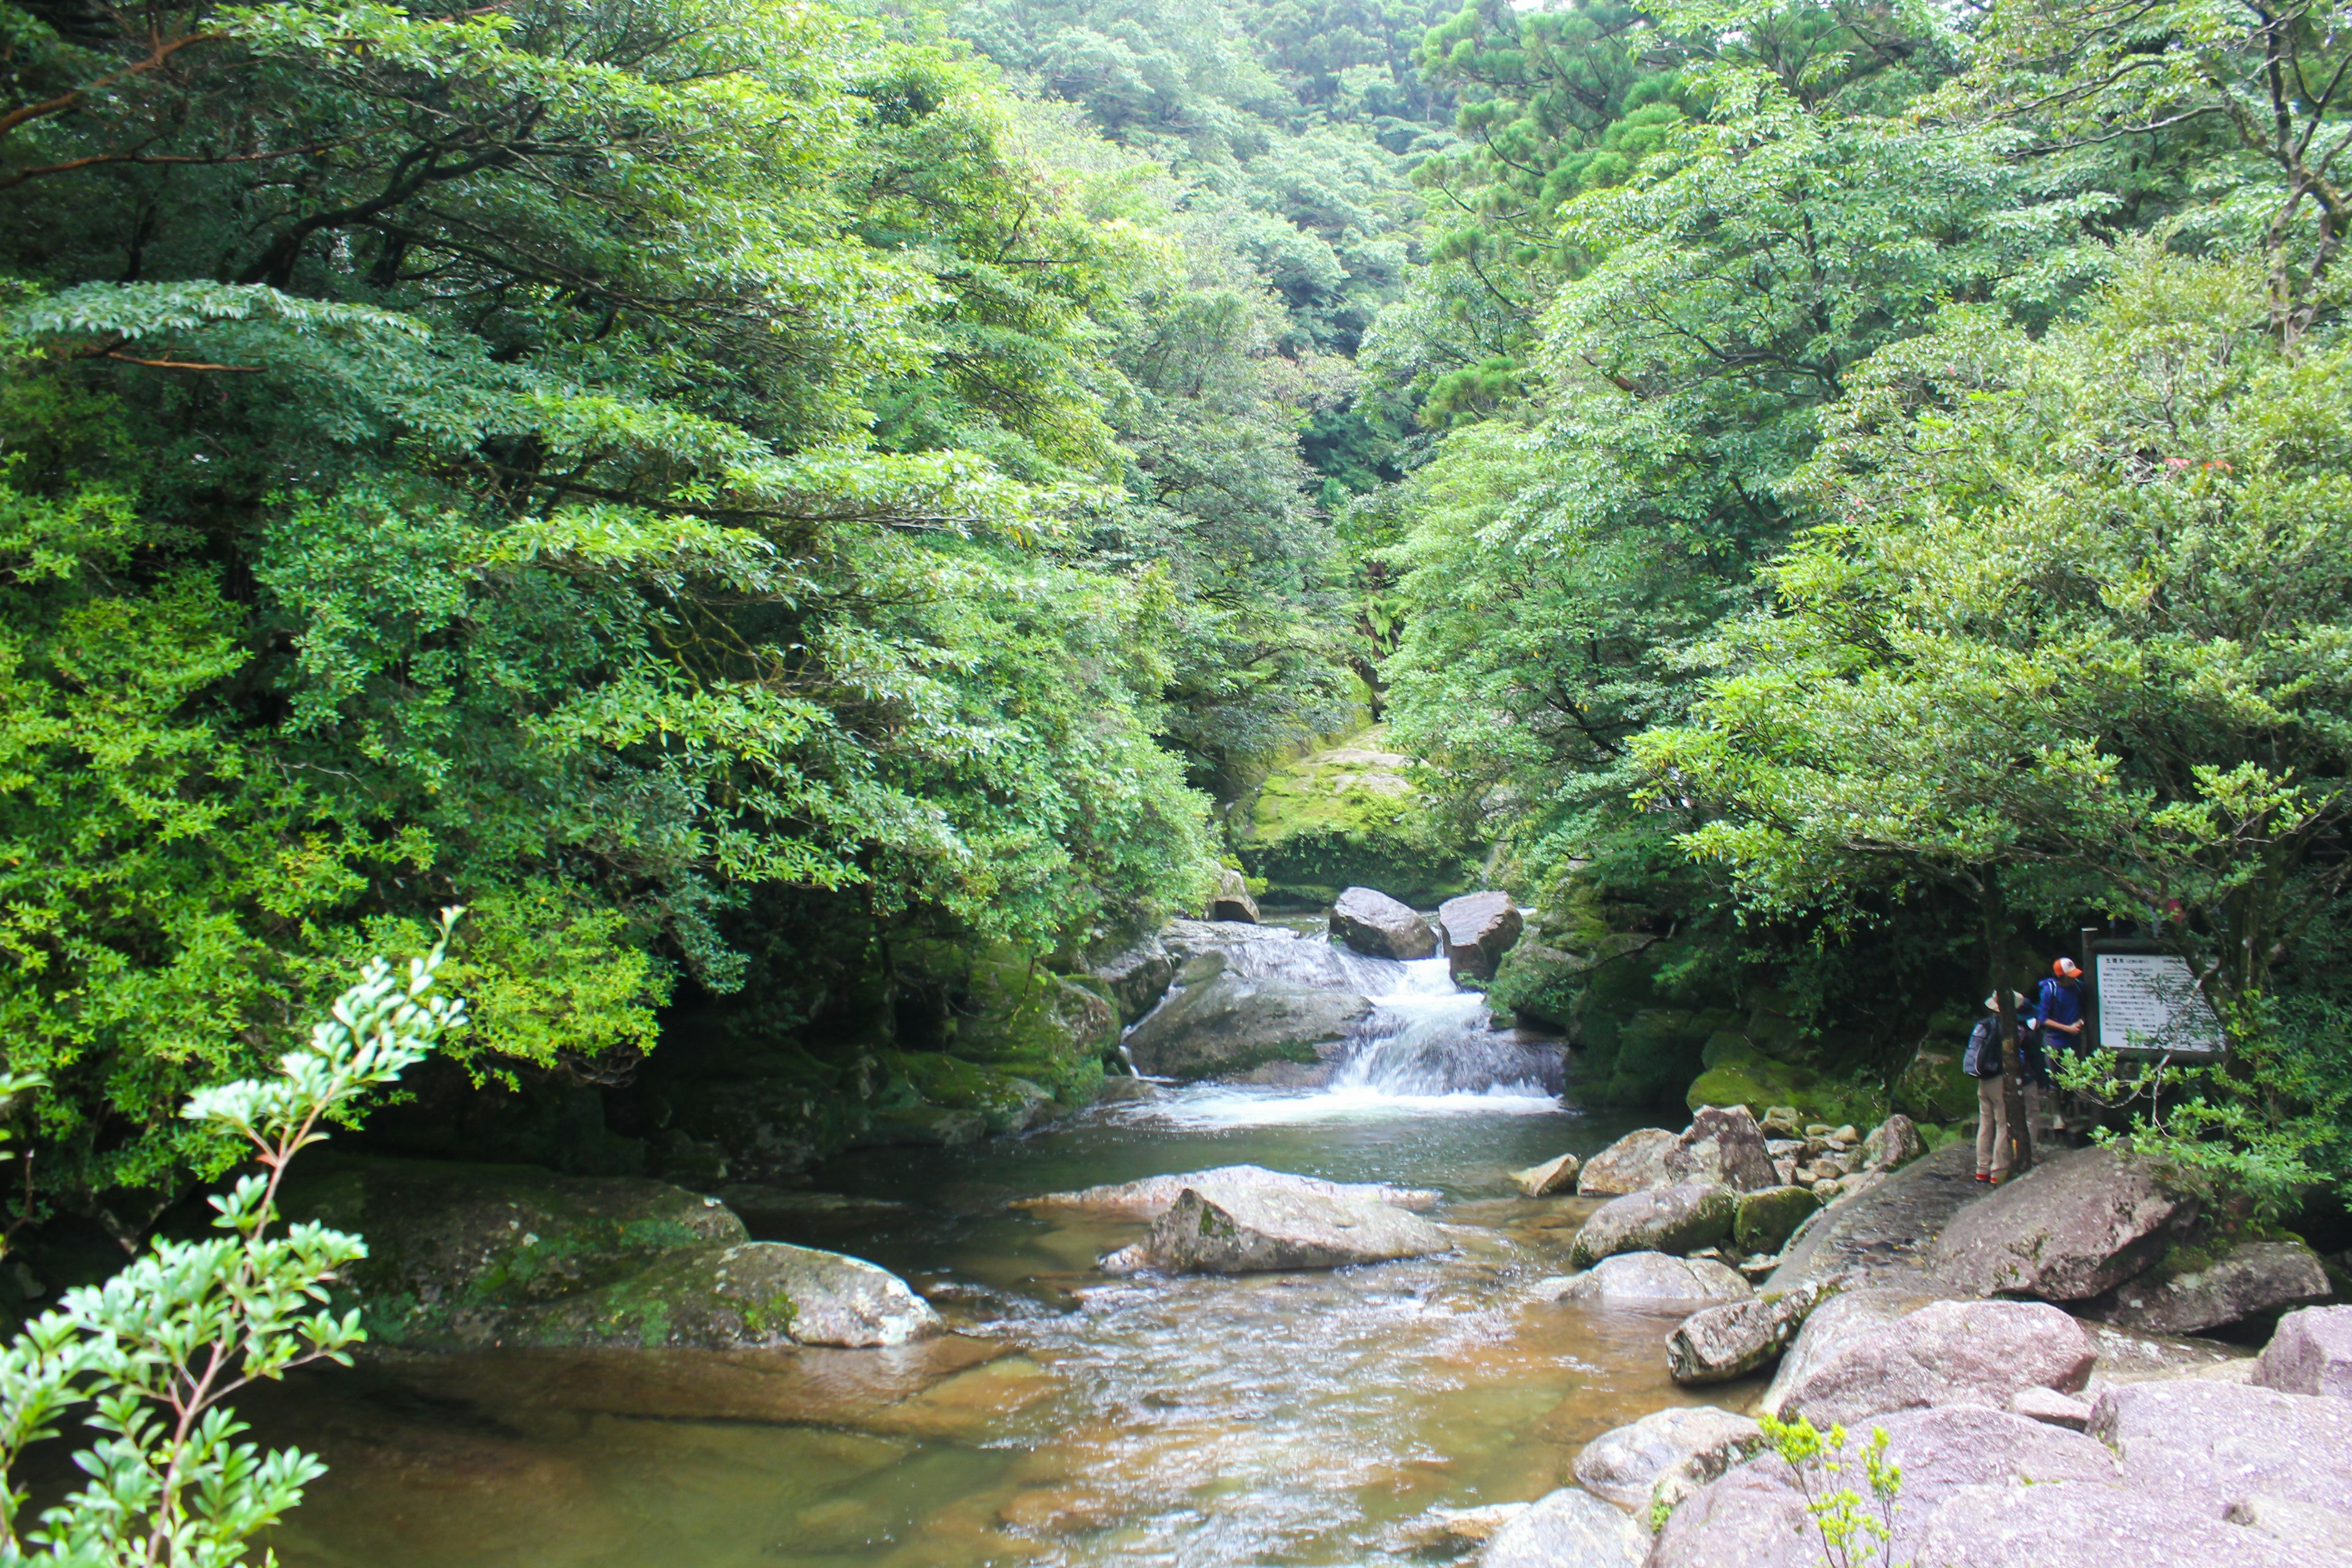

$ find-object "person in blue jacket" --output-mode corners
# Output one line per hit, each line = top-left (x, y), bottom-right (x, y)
(2030, 957), (2087, 1136)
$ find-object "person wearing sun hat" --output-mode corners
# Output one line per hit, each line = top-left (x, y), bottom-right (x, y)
(2030, 957), (2086, 1136)
(1962, 991), (2027, 1183)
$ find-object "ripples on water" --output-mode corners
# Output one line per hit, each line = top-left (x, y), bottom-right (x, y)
(250, 930), (1749, 1568)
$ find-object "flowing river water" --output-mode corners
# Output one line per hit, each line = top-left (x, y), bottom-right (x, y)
(249, 927), (1744, 1568)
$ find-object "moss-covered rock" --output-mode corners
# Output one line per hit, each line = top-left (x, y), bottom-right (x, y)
(1486, 942), (1593, 1030)
(1229, 726), (1469, 908)
(527, 1240), (940, 1349)
(1734, 1185), (1823, 1255)
(1892, 1039), (1980, 1125)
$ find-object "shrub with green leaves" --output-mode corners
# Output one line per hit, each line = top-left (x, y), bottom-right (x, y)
(0, 920), (462, 1567)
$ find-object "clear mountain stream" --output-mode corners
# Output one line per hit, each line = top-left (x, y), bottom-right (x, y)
(249, 927), (1739, 1568)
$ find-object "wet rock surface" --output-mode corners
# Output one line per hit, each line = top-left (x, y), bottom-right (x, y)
(1106, 1181), (1453, 1274)
(1767, 1138), (1978, 1293)
(1016, 1164), (1440, 1220)
(1090, 932), (1176, 1023)
(1555, 1252), (1752, 1309)
(1934, 1145), (2194, 1301)
(1567, 1183), (1735, 1269)
(1329, 886), (1438, 960)
(1437, 890), (1522, 982)
(1512, 1151), (1581, 1197)
(1121, 971), (1371, 1082)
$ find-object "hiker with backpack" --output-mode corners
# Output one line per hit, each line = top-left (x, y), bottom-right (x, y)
(1964, 992), (2027, 1183)
(2030, 957), (2087, 1136)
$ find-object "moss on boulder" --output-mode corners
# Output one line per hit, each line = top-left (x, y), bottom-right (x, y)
(1230, 726), (1469, 908)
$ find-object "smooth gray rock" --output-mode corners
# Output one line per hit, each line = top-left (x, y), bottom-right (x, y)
(1773, 1298), (2095, 1427)
(2088, 1376), (2352, 1517)
(1567, 1183), (1735, 1270)
(2082, 1239), (2331, 1335)
(2254, 1303), (2352, 1399)
(1329, 886), (1437, 960)
(1913, 1480), (2302, 1568)
(1576, 1127), (1676, 1196)
(1513, 1151), (1581, 1197)
(1934, 1145), (2195, 1301)
(1861, 1114), (1924, 1170)
(1663, 1105), (1779, 1193)
(1478, 1486), (1643, 1568)
(2226, 1494), (2352, 1558)
(1438, 890), (1522, 981)
(1558, 1252), (1752, 1310)
(1572, 1406), (1760, 1512)
(1158, 918), (1357, 987)
(1121, 971), (1371, 1082)
(1112, 1182), (1452, 1273)
(1765, 1140), (1979, 1295)
(1016, 1164), (1439, 1220)
(1207, 867), (1261, 923)
(1667, 1281), (1833, 1385)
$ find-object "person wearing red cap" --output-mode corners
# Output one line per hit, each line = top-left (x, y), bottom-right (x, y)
(2030, 957), (2086, 1136)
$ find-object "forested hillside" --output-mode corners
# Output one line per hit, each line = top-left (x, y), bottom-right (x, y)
(3, 0), (2348, 1238)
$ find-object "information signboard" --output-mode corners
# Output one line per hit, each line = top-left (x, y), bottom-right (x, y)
(2094, 951), (2225, 1057)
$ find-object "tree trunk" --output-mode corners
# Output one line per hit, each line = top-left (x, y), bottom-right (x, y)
(1981, 888), (2034, 1178)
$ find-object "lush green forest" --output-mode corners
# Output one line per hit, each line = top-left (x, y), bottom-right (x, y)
(4, 0), (2350, 1249)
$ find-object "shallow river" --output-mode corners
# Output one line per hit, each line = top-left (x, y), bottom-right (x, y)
(253, 949), (1744, 1568)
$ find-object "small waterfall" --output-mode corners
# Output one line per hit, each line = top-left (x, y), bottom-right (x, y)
(1329, 956), (1564, 1098)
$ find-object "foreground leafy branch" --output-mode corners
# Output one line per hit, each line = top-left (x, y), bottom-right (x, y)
(0, 913), (464, 1568)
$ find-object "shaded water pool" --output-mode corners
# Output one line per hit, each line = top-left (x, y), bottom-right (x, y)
(250, 1084), (1758, 1568)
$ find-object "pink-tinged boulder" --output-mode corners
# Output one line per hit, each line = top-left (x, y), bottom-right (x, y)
(2081, 1240), (2330, 1335)
(1646, 1464), (1818, 1568)
(2225, 1494), (2352, 1559)
(1662, 1104), (1779, 1193)
(1109, 1181), (1452, 1274)
(1772, 1299), (2095, 1427)
(1572, 1406), (1760, 1512)
(2005, 1385), (2091, 1430)
(1933, 1146), (2193, 1301)
(1912, 1481), (2302, 1568)
(1477, 1485), (1643, 1568)
(1861, 1406), (2118, 1513)
(2253, 1303), (2352, 1399)
(1437, 890), (1522, 982)
(1557, 1251), (1751, 1310)
(1861, 1114), (1924, 1170)
(2087, 1376), (2352, 1517)
(1760, 1289), (1939, 1418)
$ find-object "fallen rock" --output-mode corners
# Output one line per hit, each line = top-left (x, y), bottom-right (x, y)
(1934, 1145), (2195, 1301)
(530, 1240), (943, 1348)
(2226, 1494), (2352, 1559)
(1208, 867), (1261, 923)
(1478, 1486), (1643, 1568)
(1663, 1104), (1779, 1193)
(1113, 1182), (1453, 1273)
(1558, 1252), (1752, 1310)
(1773, 1298), (2095, 1427)
(1090, 932), (1176, 1024)
(1438, 890), (1523, 982)
(1567, 1183), (1736, 1270)
(2006, 1385), (2091, 1430)
(1861, 1115), (1924, 1170)
(2253, 1303), (2352, 1398)
(1667, 1281), (1834, 1385)
(1016, 1164), (1440, 1220)
(2089, 1376), (2352, 1516)
(1913, 1480), (2301, 1568)
(1573, 1406), (1761, 1512)
(1329, 886), (1437, 960)
(2082, 1239), (2331, 1336)
(1733, 1185), (1819, 1256)
(1576, 1127), (1676, 1196)
(1512, 1152), (1582, 1197)
(1121, 971), (1371, 1082)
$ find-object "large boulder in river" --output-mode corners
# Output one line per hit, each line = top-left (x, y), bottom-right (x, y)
(1934, 1145), (2195, 1300)
(1207, 867), (1261, 923)
(2080, 1239), (2330, 1335)
(1572, 1406), (1761, 1512)
(1121, 971), (1370, 1082)
(1329, 886), (1438, 960)
(1575, 1127), (1676, 1196)
(1567, 1183), (1735, 1270)
(1016, 1164), (1438, 1219)
(1089, 932), (1176, 1024)
(1555, 1252), (1751, 1310)
(278, 1155), (935, 1349)
(1107, 1182), (1452, 1274)
(2089, 1376), (2352, 1517)
(1771, 1298), (2095, 1427)
(1478, 1487), (1643, 1568)
(2254, 1303), (2352, 1398)
(1437, 891), (1521, 982)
